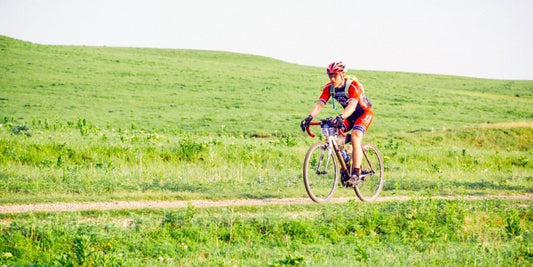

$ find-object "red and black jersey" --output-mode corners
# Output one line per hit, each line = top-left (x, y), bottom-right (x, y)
(318, 79), (374, 133)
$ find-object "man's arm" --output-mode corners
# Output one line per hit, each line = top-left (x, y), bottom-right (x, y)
(309, 101), (325, 118)
(340, 101), (357, 118)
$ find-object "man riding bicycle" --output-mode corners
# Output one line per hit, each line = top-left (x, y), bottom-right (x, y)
(300, 61), (373, 187)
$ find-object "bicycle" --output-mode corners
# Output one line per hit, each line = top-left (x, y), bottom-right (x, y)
(303, 117), (384, 203)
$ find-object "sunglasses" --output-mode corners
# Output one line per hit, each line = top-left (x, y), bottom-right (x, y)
(328, 73), (341, 78)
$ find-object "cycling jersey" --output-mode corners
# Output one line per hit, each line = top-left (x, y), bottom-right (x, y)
(318, 79), (373, 133)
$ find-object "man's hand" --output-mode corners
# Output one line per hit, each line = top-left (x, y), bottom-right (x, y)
(300, 115), (313, 132)
(333, 114), (345, 128)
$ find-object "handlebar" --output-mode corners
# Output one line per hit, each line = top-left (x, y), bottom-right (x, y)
(306, 121), (346, 138)
(305, 122), (320, 138)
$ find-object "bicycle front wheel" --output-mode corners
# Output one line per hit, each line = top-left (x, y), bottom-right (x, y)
(303, 142), (339, 203)
(354, 143), (384, 201)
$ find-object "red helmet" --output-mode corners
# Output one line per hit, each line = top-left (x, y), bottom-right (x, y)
(326, 61), (346, 75)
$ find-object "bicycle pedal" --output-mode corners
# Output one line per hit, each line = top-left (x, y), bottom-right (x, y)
(360, 170), (374, 179)
(342, 182), (352, 188)
(341, 179), (348, 187)
(345, 176), (361, 187)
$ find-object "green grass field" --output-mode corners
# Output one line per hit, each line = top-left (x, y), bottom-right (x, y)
(0, 35), (532, 265)
(1, 198), (531, 266)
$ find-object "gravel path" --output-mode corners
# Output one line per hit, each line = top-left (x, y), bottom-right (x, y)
(0, 194), (531, 214)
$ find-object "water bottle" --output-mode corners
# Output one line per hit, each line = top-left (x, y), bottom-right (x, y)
(340, 149), (350, 163)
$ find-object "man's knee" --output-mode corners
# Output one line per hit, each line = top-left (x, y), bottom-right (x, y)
(351, 130), (364, 144)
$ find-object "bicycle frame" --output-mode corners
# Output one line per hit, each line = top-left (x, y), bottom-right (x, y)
(361, 149), (376, 178)
(307, 121), (350, 175)
(306, 121), (378, 179)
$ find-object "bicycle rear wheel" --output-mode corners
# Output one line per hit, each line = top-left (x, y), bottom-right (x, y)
(303, 142), (339, 203)
(354, 143), (384, 201)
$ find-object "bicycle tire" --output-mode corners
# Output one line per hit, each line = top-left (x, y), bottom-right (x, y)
(354, 143), (384, 201)
(303, 142), (339, 203)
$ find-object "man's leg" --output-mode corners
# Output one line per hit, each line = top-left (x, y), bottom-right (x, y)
(346, 110), (372, 186)
(346, 129), (364, 186)
(351, 129), (364, 175)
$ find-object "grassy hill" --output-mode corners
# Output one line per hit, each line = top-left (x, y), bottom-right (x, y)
(1, 34), (532, 202)
(1, 35), (531, 136)
(0, 35), (531, 266)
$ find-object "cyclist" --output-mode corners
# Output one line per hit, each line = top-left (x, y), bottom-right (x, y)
(300, 61), (373, 186)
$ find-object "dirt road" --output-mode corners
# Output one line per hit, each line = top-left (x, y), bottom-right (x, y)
(0, 194), (530, 214)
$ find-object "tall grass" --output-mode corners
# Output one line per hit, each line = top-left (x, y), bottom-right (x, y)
(0, 120), (530, 204)
(0, 198), (531, 266)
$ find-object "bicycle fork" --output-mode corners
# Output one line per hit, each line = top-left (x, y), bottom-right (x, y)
(315, 147), (330, 175)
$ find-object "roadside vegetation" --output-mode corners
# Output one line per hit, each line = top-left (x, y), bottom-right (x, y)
(0, 121), (531, 204)
(0, 35), (531, 265)
(1, 198), (531, 266)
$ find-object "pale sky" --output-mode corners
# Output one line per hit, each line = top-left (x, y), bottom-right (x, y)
(1, 0), (532, 80)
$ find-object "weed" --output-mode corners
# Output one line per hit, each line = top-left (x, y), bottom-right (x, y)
(505, 209), (523, 237)
(270, 254), (305, 266)
(9, 125), (31, 136)
(176, 137), (207, 161)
